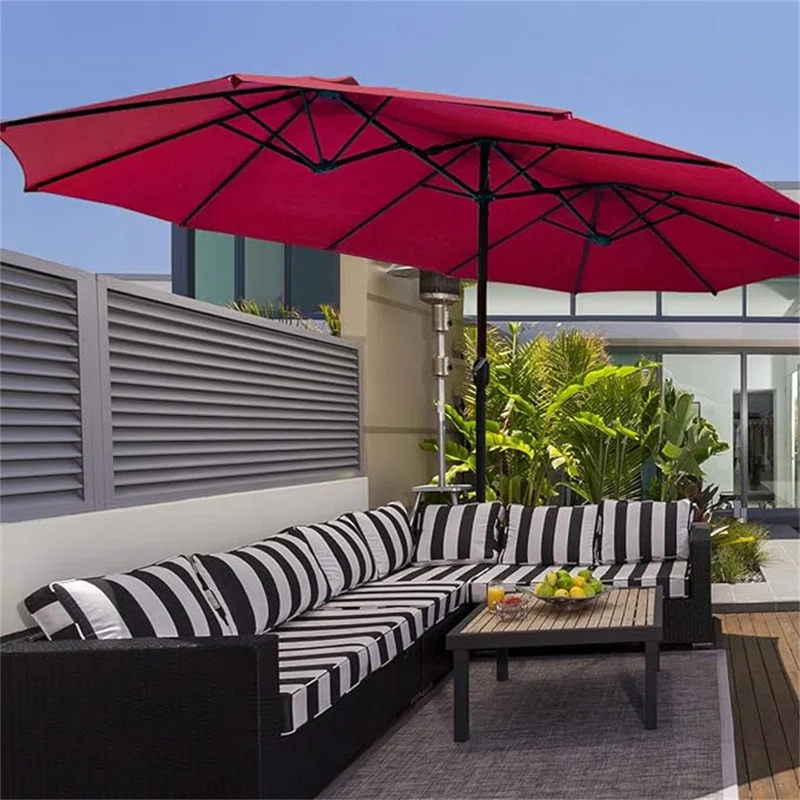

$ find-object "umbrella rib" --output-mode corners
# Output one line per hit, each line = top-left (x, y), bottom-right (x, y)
(328, 145), (475, 250)
(624, 186), (798, 261)
(492, 145), (557, 193)
(217, 123), (314, 169)
(421, 184), (473, 199)
(0, 84), (293, 128)
(225, 94), (315, 167)
(26, 91), (302, 192)
(612, 187), (717, 293)
(573, 188), (604, 294)
(541, 218), (591, 238)
(180, 103), (311, 227)
(330, 97), (392, 163)
(336, 95), (477, 197)
(301, 92), (324, 163)
(334, 143), (400, 168)
(607, 192), (676, 238)
(445, 187), (595, 276)
(612, 210), (684, 242)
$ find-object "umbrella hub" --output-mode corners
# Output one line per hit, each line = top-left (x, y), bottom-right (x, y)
(312, 159), (337, 174)
(590, 233), (612, 247)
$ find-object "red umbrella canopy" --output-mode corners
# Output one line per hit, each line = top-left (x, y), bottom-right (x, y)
(1, 73), (798, 292)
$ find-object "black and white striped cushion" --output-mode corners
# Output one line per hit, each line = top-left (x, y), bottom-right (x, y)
(340, 502), (414, 577)
(383, 563), (493, 585)
(600, 499), (692, 564)
(193, 532), (331, 635)
(50, 556), (229, 640)
(414, 502), (501, 564)
(23, 586), (81, 640)
(592, 561), (689, 599)
(290, 520), (377, 596)
(276, 606), (426, 733)
(501, 505), (598, 566)
(325, 581), (467, 628)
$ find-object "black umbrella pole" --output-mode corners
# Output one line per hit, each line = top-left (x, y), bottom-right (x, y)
(473, 142), (491, 503)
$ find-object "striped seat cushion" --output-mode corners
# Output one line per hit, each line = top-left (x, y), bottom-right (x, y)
(276, 606), (426, 734)
(382, 563), (494, 586)
(592, 561), (689, 599)
(501, 505), (598, 566)
(23, 586), (81, 640)
(466, 563), (584, 603)
(48, 556), (229, 640)
(414, 502), (502, 564)
(340, 502), (414, 578)
(600, 499), (692, 564)
(325, 580), (467, 628)
(192, 531), (331, 635)
(290, 519), (377, 596)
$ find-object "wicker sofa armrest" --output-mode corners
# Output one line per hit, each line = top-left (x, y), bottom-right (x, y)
(688, 521), (711, 597)
(1, 634), (280, 799)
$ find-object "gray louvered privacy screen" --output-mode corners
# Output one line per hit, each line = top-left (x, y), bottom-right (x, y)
(101, 284), (361, 505)
(0, 257), (95, 521)
(0, 250), (361, 522)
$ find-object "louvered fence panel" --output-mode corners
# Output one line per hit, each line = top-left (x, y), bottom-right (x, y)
(0, 258), (94, 520)
(101, 283), (361, 505)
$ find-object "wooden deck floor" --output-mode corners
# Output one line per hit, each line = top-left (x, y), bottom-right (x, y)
(718, 612), (799, 799)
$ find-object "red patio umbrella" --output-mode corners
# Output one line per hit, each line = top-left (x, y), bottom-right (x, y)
(2, 73), (798, 499)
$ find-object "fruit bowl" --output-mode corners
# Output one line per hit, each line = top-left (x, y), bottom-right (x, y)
(532, 569), (605, 609)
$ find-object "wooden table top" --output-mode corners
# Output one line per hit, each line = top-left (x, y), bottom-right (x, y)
(463, 587), (657, 636)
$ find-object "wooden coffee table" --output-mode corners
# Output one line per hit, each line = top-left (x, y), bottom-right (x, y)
(445, 586), (662, 741)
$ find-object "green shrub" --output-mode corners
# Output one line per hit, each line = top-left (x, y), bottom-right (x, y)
(710, 518), (769, 583)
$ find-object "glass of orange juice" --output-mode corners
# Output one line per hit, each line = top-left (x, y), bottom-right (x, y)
(486, 581), (505, 611)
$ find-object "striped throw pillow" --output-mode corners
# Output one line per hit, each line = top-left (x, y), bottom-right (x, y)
(193, 531), (331, 635)
(49, 556), (230, 640)
(340, 502), (414, 578)
(290, 520), (377, 596)
(414, 502), (501, 564)
(23, 586), (81, 640)
(600, 499), (692, 564)
(501, 505), (598, 566)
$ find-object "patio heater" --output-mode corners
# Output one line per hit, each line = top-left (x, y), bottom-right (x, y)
(410, 271), (471, 524)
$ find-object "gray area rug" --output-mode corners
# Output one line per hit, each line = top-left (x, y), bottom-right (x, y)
(322, 651), (734, 800)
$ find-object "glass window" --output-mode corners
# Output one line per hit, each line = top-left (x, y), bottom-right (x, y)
(469, 282), (571, 317)
(746, 277), (800, 318)
(193, 231), (235, 305)
(244, 238), (284, 307)
(662, 287), (742, 317)
(744, 354), (800, 509)
(662, 354), (741, 500)
(609, 350), (658, 366)
(289, 247), (339, 315)
(575, 291), (657, 316)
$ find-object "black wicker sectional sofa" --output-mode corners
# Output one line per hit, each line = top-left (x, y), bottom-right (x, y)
(1, 498), (711, 799)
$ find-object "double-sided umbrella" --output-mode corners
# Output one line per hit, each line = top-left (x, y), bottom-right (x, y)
(2, 73), (798, 500)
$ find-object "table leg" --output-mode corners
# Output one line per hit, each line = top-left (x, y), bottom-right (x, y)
(496, 649), (509, 681)
(645, 640), (658, 730)
(453, 649), (470, 742)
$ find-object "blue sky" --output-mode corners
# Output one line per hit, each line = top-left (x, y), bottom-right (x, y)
(1, 1), (798, 274)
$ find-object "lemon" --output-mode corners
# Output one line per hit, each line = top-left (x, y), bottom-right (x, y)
(572, 576), (586, 588)
(534, 582), (542, 597)
(569, 586), (587, 598)
(554, 588), (569, 598)
(546, 571), (558, 587)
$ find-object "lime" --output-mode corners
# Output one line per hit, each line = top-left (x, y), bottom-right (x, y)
(583, 585), (596, 598)
(578, 569), (593, 581)
(556, 575), (573, 591)
(538, 583), (555, 598)
(589, 578), (603, 594)
(546, 571), (558, 587)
